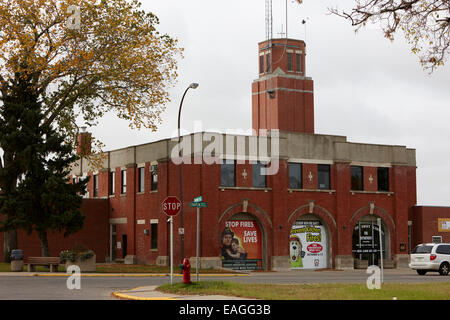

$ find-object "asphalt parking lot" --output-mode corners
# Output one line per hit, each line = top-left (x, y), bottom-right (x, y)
(0, 268), (448, 300)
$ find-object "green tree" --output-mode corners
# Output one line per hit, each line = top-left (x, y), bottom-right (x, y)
(0, 0), (182, 261)
(0, 76), (88, 257)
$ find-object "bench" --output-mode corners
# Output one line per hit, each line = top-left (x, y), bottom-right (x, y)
(25, 257), (61, 272)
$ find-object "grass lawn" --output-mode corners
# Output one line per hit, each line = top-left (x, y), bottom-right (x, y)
(0, 262), (236, 274)
(157, 281), (450, 300)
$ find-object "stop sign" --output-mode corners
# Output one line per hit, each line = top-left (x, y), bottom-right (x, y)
(162, 196), (182, 216)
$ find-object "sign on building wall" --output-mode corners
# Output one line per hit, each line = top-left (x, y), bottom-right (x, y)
(290, 220), (327, 269)
(220, 220), (262, 271)
(438, 218), (450, 232)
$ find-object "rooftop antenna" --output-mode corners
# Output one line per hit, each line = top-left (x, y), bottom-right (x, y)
(265, 0), (273, 40)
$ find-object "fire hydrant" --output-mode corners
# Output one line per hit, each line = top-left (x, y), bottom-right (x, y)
(181, 258), (192, 284)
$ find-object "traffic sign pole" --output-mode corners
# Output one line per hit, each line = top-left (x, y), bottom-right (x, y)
(170, 216), (173, 285)
(196, 207), (200, 282)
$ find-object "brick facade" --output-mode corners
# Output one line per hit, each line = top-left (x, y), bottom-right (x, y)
(2, 37), (447, 270)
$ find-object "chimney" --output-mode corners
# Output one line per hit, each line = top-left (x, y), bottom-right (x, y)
(76, 127), (92, 156)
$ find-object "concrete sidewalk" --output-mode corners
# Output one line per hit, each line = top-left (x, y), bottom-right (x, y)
(111, 285), (255, 300)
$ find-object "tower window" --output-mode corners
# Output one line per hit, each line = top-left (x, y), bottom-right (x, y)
(150, 165), (158, 191)
(266, 53), (271, 73)
(259, 55), (264, 74)
(296, 53), (302, 72)
(287, 53), (293, 71)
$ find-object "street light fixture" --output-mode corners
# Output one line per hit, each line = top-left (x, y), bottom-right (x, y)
(177, 82), (199, 263)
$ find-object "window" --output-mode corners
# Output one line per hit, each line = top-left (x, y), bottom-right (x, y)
(151, 222), (158, 249)
(432, 236), (443, 244)
(259, 55), (264, 73)
(289, 163), (302, 189)
(412, 245), (433, 254)
(221, 160), (235, 187)
(266, 53), (271, 73)
(121, 170), (126, 194)
(109, 171), (115, 195)
(351, 166), (364, 191)
(377, 167), (389, 192)
(138, 167), (145, 193)
(93, 174), (98, 198)
(318, 164), (330, 190)
(253, 162), (266, 188)
(150, 165), (158, 191)
(436, 244), (450, 254)
(296, 53), (301, 72)
(287, 52), (293, 71)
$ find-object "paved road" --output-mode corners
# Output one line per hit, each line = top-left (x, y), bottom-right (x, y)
(0, 269), (448, 300)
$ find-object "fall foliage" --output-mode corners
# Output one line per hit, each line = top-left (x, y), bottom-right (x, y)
(327, 0), (450, 71)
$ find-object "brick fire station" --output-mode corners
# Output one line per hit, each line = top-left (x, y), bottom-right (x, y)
(2, 37), (450, 270)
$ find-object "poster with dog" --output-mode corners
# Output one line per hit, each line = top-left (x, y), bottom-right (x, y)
(290, 220), (327, 269)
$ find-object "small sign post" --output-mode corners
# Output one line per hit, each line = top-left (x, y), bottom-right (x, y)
(190, 198), (207, 282)
(162, 196), (181, 285)
(377, 218), (384, 284)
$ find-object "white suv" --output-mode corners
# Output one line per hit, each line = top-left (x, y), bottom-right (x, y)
(409, 243), (450, 276)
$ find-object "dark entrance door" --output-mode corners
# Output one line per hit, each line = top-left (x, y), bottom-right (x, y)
(122, 234), (127, 259)
(352, 220), (385, 266)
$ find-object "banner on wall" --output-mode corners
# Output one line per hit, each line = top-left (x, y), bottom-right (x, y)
(290, 220), (327, 269)
(221, 220), (263, 271)
(438, 218), (450, 232)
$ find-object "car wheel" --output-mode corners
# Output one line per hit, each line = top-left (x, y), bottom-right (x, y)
(439, 263), (449, 276)
(417, 270), (427, 276)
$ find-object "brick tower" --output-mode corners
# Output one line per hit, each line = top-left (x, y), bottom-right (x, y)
(252, 38), (314, 135)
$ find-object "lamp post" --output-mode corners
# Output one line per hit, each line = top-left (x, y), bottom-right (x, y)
(178, 83), (199, 263)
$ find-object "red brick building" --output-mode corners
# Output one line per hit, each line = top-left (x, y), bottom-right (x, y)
(2, 37), (450, 269)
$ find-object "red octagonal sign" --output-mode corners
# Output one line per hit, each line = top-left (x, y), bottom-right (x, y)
(162, 196), (182, 216)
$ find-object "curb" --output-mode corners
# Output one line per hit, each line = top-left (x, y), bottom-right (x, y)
(0, 272), (250, 277)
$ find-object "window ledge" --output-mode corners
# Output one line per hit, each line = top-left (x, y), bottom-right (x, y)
(150, 190), (158, 194)
(288, 189), (335, 194)
(137, 192), (145, 195)
(351, 190), (393, 195)
(109, 195), (115, 198)
(120, 194), (127, 197)
(219, 186), (272, 192)
(150, 249), (158, 252)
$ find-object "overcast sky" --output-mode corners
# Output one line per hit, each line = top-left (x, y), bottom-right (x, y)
(89, 0), (450, 206)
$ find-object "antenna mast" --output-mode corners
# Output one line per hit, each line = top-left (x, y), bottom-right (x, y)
(265, 0), (273, 40)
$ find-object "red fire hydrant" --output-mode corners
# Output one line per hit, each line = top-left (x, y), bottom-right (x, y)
(181, 258), (192, 284)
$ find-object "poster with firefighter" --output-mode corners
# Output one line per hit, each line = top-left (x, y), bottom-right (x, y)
(221, 220), (263, 271)
(290, 220), (327, 269)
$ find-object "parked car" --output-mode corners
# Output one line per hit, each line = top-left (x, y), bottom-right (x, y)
(409, 243), (450, 276)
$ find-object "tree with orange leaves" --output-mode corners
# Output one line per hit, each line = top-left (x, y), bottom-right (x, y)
(328, 0), (450, 72)
(0, 0), (182, 261)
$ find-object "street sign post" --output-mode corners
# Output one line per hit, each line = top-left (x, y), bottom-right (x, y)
(162, 196), (181, 285)
(190, 199), (207, 282)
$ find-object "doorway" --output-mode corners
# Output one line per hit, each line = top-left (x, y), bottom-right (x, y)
(122, 234), (127, 259)
(352, 216), (387, 266)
